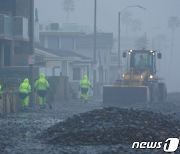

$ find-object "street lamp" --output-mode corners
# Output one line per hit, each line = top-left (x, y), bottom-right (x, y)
(118, 5), (146, 75)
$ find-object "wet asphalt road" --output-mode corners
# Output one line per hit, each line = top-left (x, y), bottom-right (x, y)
(0, 93), (180, 154)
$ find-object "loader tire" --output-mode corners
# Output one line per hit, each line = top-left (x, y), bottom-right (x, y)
(158, 83), (167, 101)
(149, 83), (159, 102)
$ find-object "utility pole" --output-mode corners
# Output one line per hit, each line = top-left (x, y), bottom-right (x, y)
(93, 0), (97, 97)
(118, 12), (121, 76)
(29, 0), (35, 107)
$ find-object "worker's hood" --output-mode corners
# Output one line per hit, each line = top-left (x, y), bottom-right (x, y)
(24, 78), (29, 84)
(83, 75), (88, 80)
(40, 73), (45, 79)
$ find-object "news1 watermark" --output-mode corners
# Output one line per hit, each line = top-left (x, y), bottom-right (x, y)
(132, 138), (179, 152)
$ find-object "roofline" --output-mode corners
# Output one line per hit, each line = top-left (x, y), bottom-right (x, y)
(35, 44), (92, 61)
(40, 31), (86, 36)
(35, 48), (59, 57)
(44, 57), (81, 61)
(39, 31), (113, 37)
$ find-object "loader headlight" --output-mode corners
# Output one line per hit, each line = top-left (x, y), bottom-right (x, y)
(149, 75), (153, 79)
(122, 74), (125, 78)
(129, 49), (133, 55)
(141, 75), (143, 79)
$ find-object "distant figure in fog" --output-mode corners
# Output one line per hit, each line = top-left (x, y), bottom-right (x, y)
(79, 75), (92, 103)
(138, 55), (149, 69)
(18, 78), (31, 109)
(34, 73), (49, 108)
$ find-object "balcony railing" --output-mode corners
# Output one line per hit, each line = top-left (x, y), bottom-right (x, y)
(0, 14), (13, 38)
(0, 14), (39, 41)
(13, 16), (29, 40)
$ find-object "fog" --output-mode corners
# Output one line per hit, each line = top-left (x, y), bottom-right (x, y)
(35, 0), (180, 92)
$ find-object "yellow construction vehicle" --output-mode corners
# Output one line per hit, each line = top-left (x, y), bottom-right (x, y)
(103, 49), (167, 105)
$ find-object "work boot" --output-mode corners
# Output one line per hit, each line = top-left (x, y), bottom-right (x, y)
(20, 107), (25, 112)
(24, 106), (29, 110)
(48, 103), (53, 109)
(40, 105), (46, 109)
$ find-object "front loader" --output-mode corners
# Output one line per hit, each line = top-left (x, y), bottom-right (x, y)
(103, 49), (167, 106)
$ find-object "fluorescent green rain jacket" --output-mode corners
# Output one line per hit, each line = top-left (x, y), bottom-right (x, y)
(80, 75), (91, 89)
(34, 73), (49, 90)
(19, 78), (31, 94)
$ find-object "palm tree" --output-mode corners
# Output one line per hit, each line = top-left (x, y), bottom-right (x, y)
(62, 0), (75, 22)
(134, 34), (147, 49)
(131, 18), (142, 39)
(122, 11), (132, 25)
(168, 16), (180, 65)
(154, 34), (169, 76)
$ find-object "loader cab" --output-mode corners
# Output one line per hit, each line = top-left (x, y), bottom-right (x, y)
(128, 50), (156, 74)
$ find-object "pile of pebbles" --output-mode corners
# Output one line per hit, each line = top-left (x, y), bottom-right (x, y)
(40, 107), (180, 147)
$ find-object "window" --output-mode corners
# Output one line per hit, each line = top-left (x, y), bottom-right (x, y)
(48, 36), (59, 49)
(73, 68), (80, 80)
(130, 52), (153, 71)
(54, 67), (61, 76)
(61, 37), (74, 50)
(134, 53), (149, 66)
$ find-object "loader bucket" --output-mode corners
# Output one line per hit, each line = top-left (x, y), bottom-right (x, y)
(103, 86), (150, 106)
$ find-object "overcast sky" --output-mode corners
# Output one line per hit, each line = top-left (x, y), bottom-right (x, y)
(35, 0), (180, 32)
(35, 0), (180, 92)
